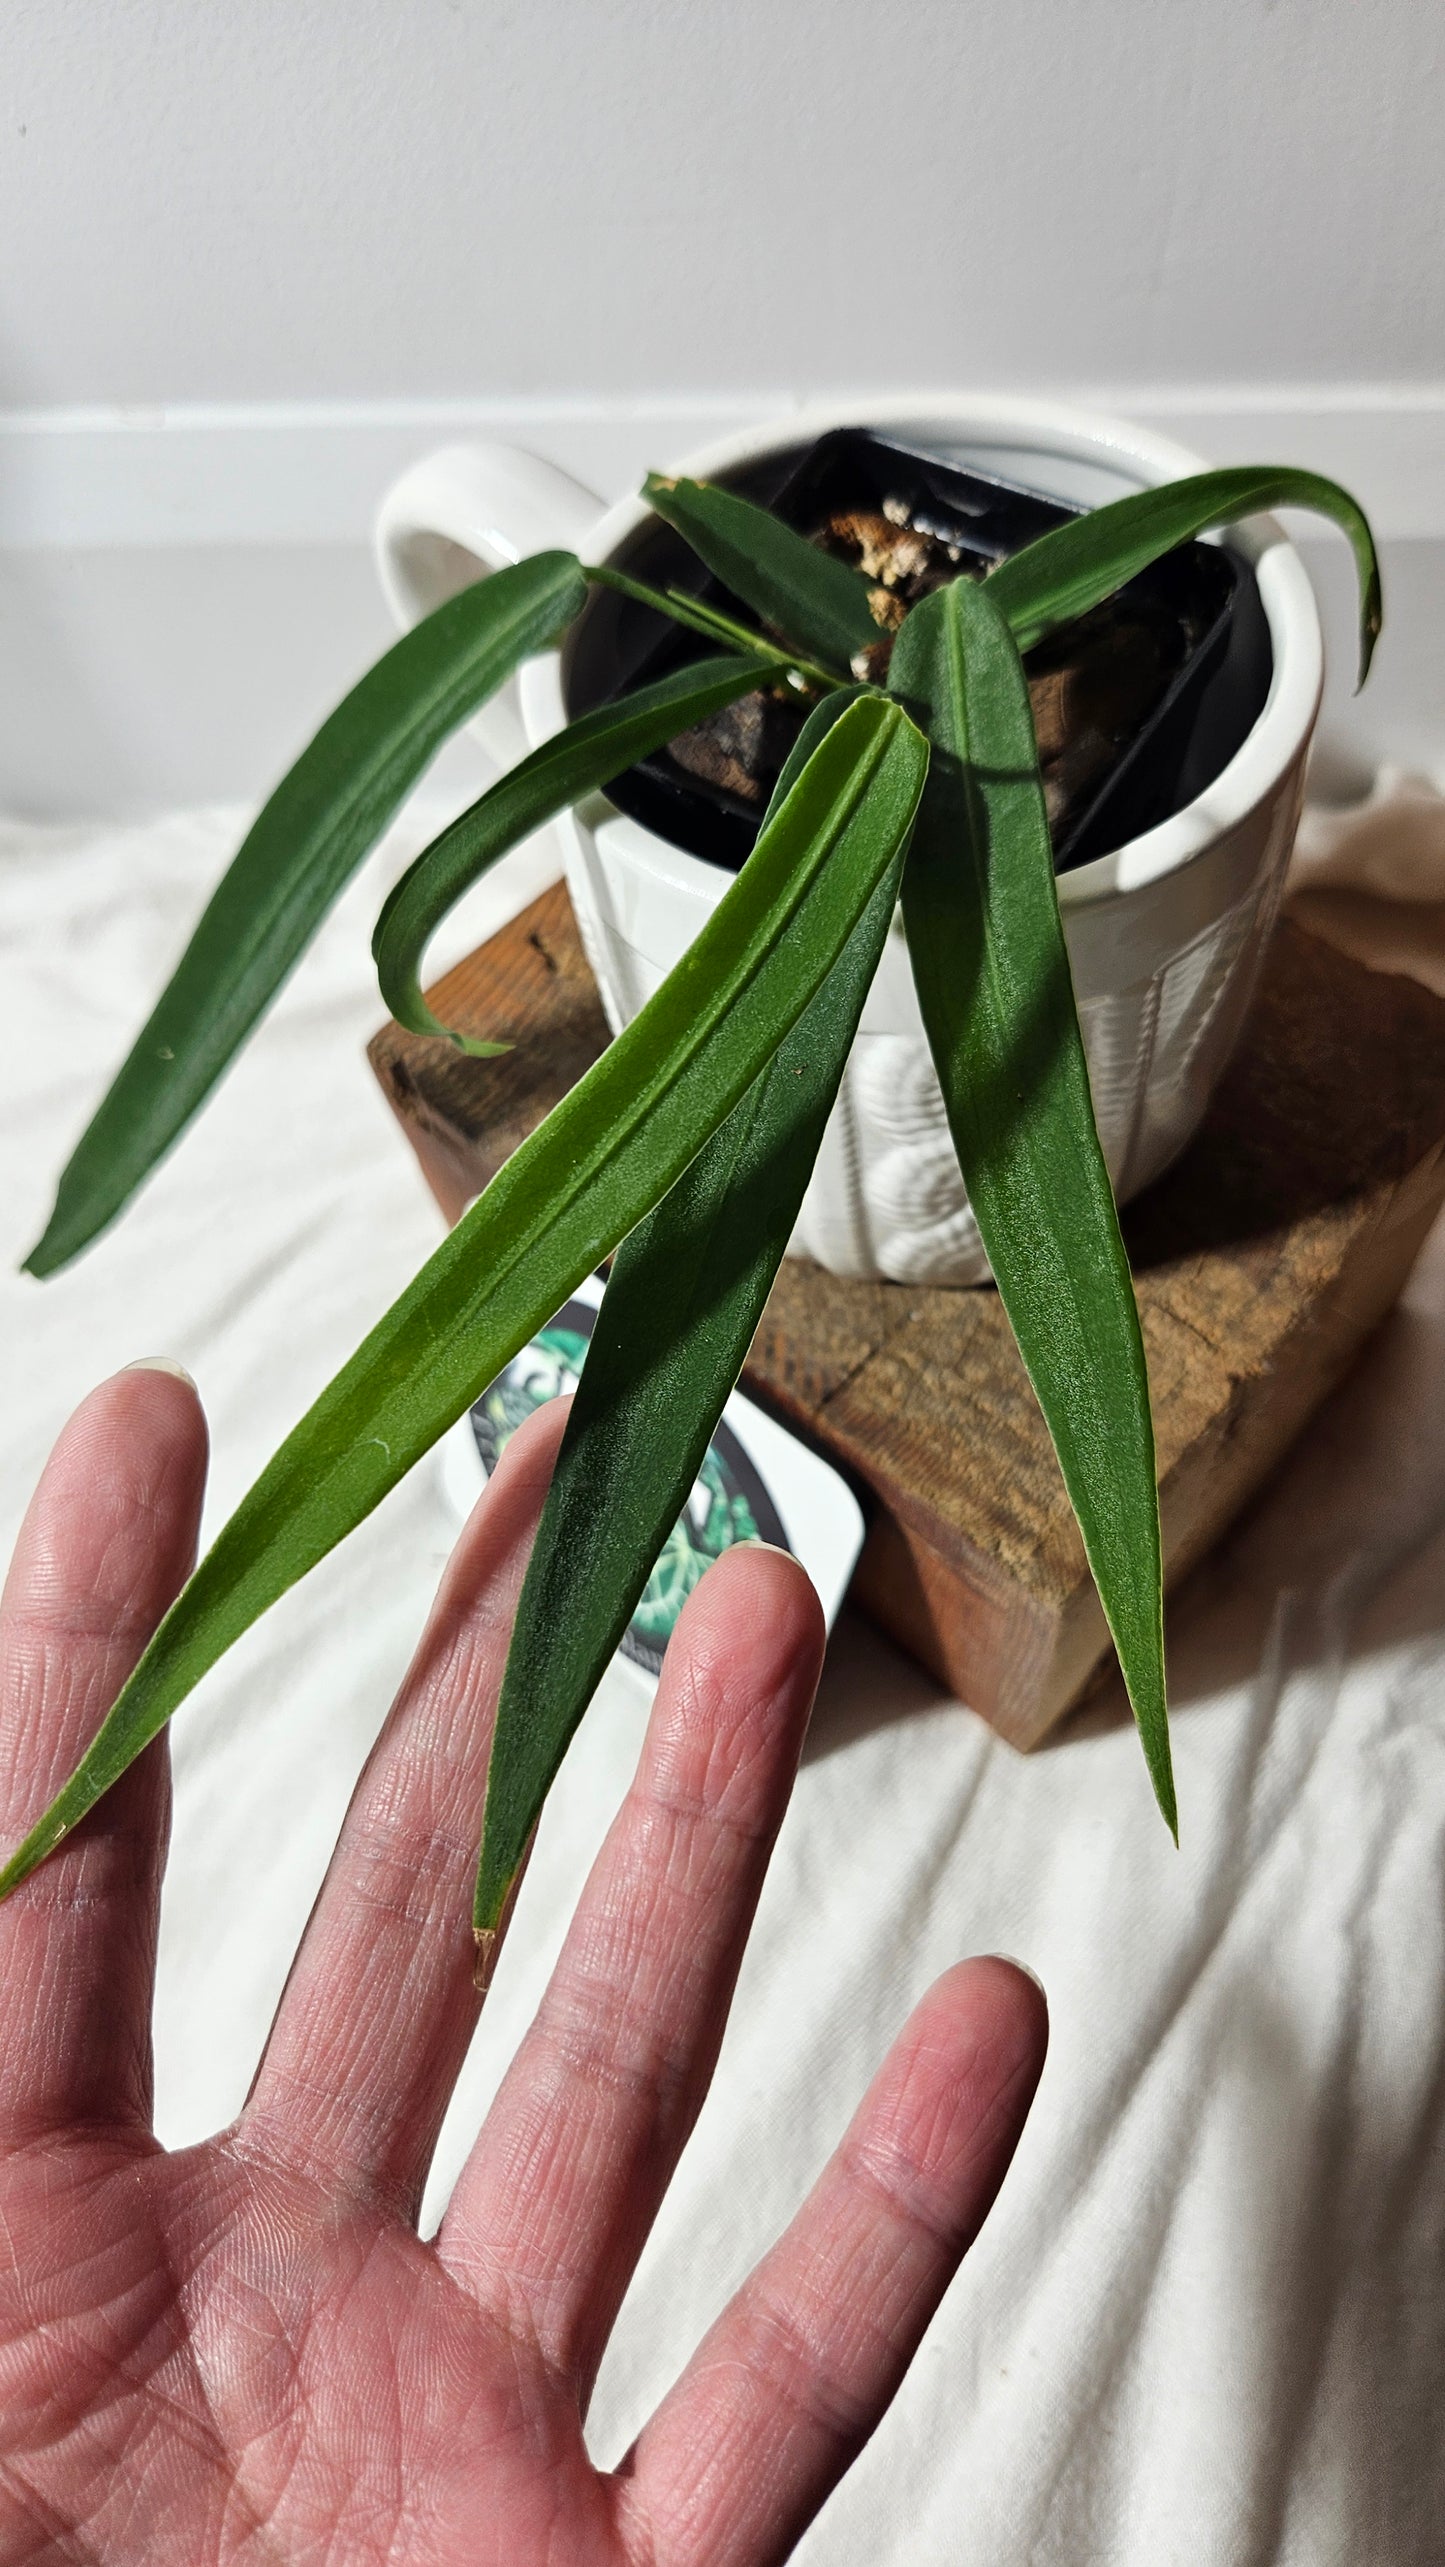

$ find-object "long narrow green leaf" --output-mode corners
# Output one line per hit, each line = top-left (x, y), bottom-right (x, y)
(582, 561), (841, 693)
(644, 473), (879, 671)
(0, 698), (928, 1906)
(473, 689), (885, 1933)
(25, 553), (589, 1278)
(988, 466), (1381, 683)
(374, 653), (782, 1047)
(889, 579), (1173, 1831)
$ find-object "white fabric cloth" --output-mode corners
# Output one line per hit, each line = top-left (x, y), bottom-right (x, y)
(2, 786), (1443, 2564)
(1294, 764), (1445, 902)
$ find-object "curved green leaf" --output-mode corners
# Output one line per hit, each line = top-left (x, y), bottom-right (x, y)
(473, 688), (883, 1933)
(644, 473), (878, 671)
(989, 466), (1381, 684)
(0, 697), (928, 1908)
(24, 552), (589, 1278)
(374, 653), (782, 1047)
(889, 579), (1173, 1832)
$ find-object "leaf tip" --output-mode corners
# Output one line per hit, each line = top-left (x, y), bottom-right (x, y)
(1148, 1742), (1179, 1844)
(0, 1816), (65, 1903)
(20, 1220), (67, 1281)
(1355, 585), (1384, 691)
(472, 1924), (499, 1994)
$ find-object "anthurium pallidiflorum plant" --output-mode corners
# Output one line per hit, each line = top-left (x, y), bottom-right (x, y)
(6, 463), (1380, 1963)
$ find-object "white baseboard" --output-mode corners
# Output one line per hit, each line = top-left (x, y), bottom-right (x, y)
(0, 397), (780, 551)
(3, 386), (1445, 549)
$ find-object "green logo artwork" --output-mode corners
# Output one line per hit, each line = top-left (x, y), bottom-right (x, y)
(468, 1297), (788, 1677)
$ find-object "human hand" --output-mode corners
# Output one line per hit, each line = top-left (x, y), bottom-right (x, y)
(0, 1365), (1046, 2565)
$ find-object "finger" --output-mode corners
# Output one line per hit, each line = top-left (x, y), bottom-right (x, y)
(437, 1542), (825, 2392)
(0, 1364), (208, 2144)
(240, 1397), (569, 2213)
(617, 1958), (1047, 2567)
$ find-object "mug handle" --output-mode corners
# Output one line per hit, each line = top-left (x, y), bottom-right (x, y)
(374, 442), (604, 768)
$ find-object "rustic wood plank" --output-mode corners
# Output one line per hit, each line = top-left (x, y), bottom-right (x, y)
(367, 880), (614, 1225)
(368, 884), (1445, 1748)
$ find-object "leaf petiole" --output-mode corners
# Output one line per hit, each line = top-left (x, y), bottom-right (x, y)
(582, 561), (846, 693)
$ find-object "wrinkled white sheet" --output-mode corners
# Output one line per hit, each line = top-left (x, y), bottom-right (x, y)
(1, 789), (1443, 2565)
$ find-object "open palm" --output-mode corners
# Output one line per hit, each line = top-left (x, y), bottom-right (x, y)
(0, 1367), (1046, 2565)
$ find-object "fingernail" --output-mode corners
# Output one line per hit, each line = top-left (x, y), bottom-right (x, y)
(988, 1952), (1048, 2001)
(122, 1356), (196, 1387)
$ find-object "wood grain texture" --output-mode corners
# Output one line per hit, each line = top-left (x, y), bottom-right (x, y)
(368, 881), (1445, 1747)
(368, 881), (613, 1226)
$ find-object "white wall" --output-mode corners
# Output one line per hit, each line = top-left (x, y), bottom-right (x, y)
(7, 0), (1445, 402)
(3, 0), (1444, 810)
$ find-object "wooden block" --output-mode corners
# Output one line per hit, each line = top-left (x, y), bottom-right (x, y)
(369, 882), (1445, 1747)
(367, 884), (614, 1226)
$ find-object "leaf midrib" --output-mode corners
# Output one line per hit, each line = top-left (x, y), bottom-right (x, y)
(214, 589), (561, 987)
(238, 715), (895, 1521)
(939, 595), (1129, 1496)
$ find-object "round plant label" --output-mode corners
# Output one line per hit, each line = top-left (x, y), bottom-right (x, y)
(467, 1297), (788, 1678)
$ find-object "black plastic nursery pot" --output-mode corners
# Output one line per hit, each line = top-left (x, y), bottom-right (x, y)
(563, 426), (1273, 877)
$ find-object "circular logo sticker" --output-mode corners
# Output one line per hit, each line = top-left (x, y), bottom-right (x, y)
(467, 1298), (788, 1677)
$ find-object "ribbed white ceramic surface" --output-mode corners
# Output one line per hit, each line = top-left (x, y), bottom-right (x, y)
(566, 753), (1302, 1284)
(798, 807), (1298, 1283)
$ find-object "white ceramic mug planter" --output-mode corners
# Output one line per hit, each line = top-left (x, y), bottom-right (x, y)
(376, 398), (1323, 1285)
